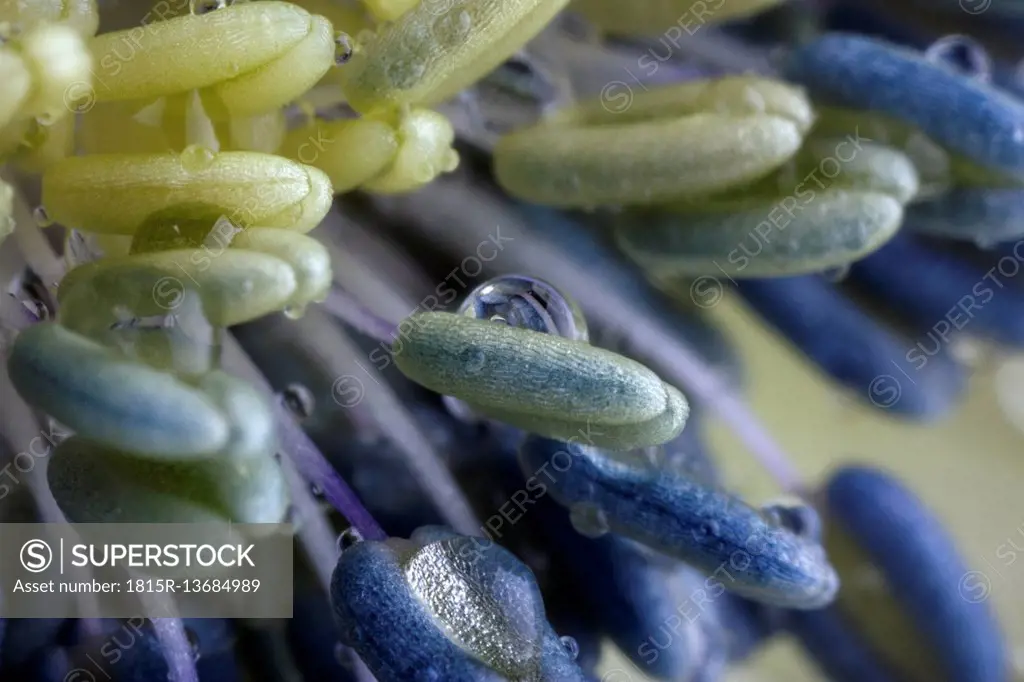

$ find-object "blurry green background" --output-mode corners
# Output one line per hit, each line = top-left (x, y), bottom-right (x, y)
(596, 295), (1024, 681)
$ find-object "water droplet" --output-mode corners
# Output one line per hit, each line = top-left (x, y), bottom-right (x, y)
(334, 32), (354, 66)
(283, 304), (307, 320)
(924, 35), (992, 83)
(35, 111), (57, 127)
(459, 275), (589, 342)
(180, 144), (215, 173)
(402, 537), (545, 677)
(337, 527), (364, 553)
(32, 206), (52, 228)
(19, 298), (50, 321)
(559, 635), (579, 660)
(190, 0), (227, 14)
(279, 383), (315, 419)
(760, 499), (821, 541)
(569, 502), (609, 538)
(184, 627), (201, 662)
(180, 144), (216, 174)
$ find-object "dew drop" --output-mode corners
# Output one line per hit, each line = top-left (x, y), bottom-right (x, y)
(283, 303), (307, 320)
(459, 275), (589, 342)
(334, 32), (354, 66)
(180, 144), (215, 173)
(184, 627), (201, 662)
(402, 538), (545, 676)
(35, 111), (57, 127)
(569, 502), (609, 539)
(559, 635), (579, 660)
(337, 527), (364, 553)
(190, 0), (227, 14)
(280, 383), (315, 420)
(32, 206), (52, 228)
(924, 35), (992, 83)
(760, 499), (821, 541)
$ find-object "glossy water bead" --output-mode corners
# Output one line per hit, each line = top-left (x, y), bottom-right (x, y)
(330, 526), (587, 681)
(444, 275), (589, 422)
(460, 275), (589, 342)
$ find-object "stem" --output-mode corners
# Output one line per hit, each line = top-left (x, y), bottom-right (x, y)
(328, 323), (483, 536)
(222, 335), (387, 542)
(315, 216), (484, 536)
(220, 334), (347, 587)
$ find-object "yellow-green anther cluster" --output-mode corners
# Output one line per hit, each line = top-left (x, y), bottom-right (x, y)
(42, 151), (333, 234)
(393, 312), (689, 450)
(570, 0), (784, 36)
(11, 326), (288, 524)
(0, 21), (92, 152)
(613, 138), (920, 276)
(337, 0), (570, 114)
(278, 108), (459, 194)
(494, 76), (815, 208)
(89, 2), (334, 118)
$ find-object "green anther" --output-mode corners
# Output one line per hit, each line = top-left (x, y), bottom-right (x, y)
(49, 437), (288, 525)
(41, 151), (333, 235)
(361, 108), (459, 194)
(613, 140), (918, 277)
(813, 106), (1023, 191)
(278, 118), (399, 193)
(494, 76), (814, 208)
(336, 0), (570, 114)
(393, 312), (689, 449)
(58, 248), (298, 330)
(48, 439), (233, 525)
(230, 227), (332, 311)
(126, 208), (332, 313)
(89, 1), (333, 116)
(482, 382), (689, 451)
(7, 323), (231, 460)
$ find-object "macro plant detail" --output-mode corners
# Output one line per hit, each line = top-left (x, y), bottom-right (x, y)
(0, 1), (1019, 682)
